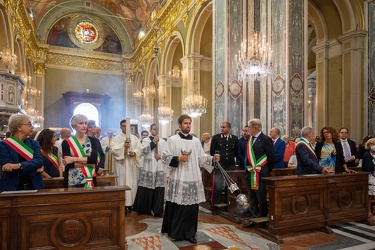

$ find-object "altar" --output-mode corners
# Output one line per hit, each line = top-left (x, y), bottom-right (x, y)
(0, 186), (127, 249)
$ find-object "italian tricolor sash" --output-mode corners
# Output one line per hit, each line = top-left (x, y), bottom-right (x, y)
(66, 136), (96, 188)
(246, 136), (268, 190)
(296, 138), (317, 160)
(96, 153), (101, 165)
(41, 151), (59, 171)
(4, 136), (34, 161)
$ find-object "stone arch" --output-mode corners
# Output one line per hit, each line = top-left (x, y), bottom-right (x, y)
(162, 32), (184, 75)
(186, 2), (213, 55)
(308, 1), (328, 44)
(0, 6), (11, 49)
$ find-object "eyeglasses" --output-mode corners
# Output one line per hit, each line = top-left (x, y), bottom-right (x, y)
(322, 131), (329, 134)
(340, 132), (348, 134)
(21, 123), (33, 127)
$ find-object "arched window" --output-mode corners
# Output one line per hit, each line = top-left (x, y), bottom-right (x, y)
(73, 103), (99, 126)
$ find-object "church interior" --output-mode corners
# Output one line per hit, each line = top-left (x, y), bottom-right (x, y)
(1, 0), (375, 249)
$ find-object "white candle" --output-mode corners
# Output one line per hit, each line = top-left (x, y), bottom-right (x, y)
(126, 117), (130, 139)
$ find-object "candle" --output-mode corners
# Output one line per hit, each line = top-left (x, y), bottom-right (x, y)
(126, 117), (130, 139)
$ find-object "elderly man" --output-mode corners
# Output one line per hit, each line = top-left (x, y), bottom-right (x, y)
(243, 119), (275, 227)
(201, 132), (211, 155)
(295, 126), (330, 175)
(269, 127), (286, 169)
(86, 120), (105, 176)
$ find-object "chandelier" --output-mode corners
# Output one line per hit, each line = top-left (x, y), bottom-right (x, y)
(133, 90), (144, 103)
(182, 80), (207, 118)
(142, 83), (157, 98)
(235, 32), (272, 81)
(0, 47), (18, 74)
(158, 96), (173, 124)
(23, 75), (44, 127)
(166, 65), (183, 87)
(138, 107), (154, 128)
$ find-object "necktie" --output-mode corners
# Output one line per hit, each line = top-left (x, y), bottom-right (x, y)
(272, 140), (275, 145)
(343, 140), (351, 159)
(252, 136), (257, 144)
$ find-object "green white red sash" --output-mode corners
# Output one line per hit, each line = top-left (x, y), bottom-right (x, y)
(41, 151), (59, 171)
(96, 153), (101, 165)
(4, 136), (34, 161)
(246, 136), (268, 190)
(66, 136), (96, 188)
(296, 138), (317, 161)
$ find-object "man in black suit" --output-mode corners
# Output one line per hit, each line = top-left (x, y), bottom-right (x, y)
(339, 127), (359, 168)
(243, 119), (276, 227)
(210, 122), (239, 215)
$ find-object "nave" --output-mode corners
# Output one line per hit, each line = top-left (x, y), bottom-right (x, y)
(125, 206), (375, 250)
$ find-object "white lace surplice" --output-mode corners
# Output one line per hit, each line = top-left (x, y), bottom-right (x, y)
(139, 137), (167, 189)
(161, 134), (213, 205)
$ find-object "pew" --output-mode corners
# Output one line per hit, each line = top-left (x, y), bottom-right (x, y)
(258, 172), (369, 243)
(202, 169), (249, 223)
(43, 175), (118, 188)
(0, 186), (128, 249)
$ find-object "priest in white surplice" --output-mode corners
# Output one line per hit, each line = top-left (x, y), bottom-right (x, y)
(100, 129), (115, 175)
(133, 123), (166, 217)
(111, 119), (141, 212)
(161, 115), (220, 244)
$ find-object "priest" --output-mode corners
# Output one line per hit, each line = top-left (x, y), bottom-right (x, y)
(161, 114), (220, 244)
(111, 118), (142, 213)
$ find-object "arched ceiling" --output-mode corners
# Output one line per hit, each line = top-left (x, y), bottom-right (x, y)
(28, 0), (159, 43)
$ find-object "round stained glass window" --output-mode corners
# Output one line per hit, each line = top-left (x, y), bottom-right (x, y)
(75, 21), (98, 44)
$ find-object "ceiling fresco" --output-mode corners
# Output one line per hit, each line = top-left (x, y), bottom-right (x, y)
(28, 0), (160, 42)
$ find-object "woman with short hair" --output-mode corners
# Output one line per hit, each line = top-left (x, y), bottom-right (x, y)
(0, 114), (44, 191)
(62, 114), (99, 188)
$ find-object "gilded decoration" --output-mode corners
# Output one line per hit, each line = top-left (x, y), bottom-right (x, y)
(47, 53), (122, 72)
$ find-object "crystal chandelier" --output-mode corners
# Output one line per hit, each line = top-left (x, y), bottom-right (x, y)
(158, 96), (173, 124)
(133, 90), (144, 103)
(235, 32), (272, 81)
(0, 47), (18, 74)
(138, 107), (154, 128)
(182, 80), (207, 118)
(167, 65), (183, 87)
(142, 83), (157, 98)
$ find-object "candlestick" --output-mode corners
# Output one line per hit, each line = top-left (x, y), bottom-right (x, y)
(125, 117), (131, 139)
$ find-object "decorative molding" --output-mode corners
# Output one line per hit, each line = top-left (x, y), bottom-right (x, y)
(272, 75), (285, 96)
(228, 79), (242, 100)
(46, 52), (123, 74)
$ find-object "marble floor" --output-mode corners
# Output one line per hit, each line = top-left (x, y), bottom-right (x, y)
(124, 207), (375, 250)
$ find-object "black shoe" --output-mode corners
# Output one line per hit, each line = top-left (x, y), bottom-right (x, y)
(186, 237), (197, 244)
(243, 221), (255, 228)
(125, 207), (132, 215)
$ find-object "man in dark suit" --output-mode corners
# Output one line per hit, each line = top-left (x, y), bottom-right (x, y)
(269, 127), (286, 169)
(210, 122), (239, 215)
(243, 119), (275, 227)
(238, 125), (249, 171)
(339, 127), (359, 168)
(295, 126), (330, 175)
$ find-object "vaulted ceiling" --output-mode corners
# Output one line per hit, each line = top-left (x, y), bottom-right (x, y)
(28, 0), (160, 44)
